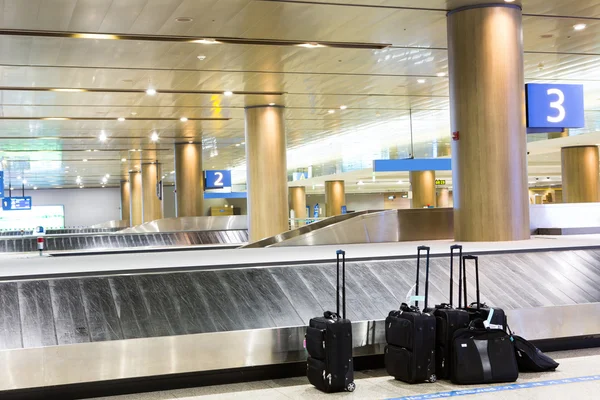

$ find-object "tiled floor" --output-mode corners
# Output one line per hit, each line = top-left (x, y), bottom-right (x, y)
(89, 348), (600, 400)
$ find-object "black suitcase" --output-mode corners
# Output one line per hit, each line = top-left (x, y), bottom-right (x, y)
(306, 250), (355, 393)
(451, 320), (518, 384)
(429, 245), (470, 380)
(460, 255), (508, 331)
(385, 245), (436, 384)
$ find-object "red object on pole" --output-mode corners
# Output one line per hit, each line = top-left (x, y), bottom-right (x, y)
(37, 237), (44, 252)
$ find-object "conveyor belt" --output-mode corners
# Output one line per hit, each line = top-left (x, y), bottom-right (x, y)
(1, 247), (599, 350)
(0, 230), (249, 253)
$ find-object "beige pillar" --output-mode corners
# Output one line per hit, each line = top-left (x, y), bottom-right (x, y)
(561, 146), (600, 203)
(437, 188), (450, 208)
(175, 142), (204, 217)
(410, 171), (436, 208)
(141, 162), (163, 223)
(325, 181), (346, 216)
(120, 180), (131, 226)
(245, 105), (288, 242)
(448, 3), (529, 241)
(289, 186), (307, 220)
(129, 171), (142, 226)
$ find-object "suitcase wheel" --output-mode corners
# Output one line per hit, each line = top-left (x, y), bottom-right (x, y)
(428, 374), (437, 383)
(346, 382), (356, 392)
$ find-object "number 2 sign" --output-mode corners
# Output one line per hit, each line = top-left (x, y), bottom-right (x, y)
(205, 170), (232, 189)
(526, 83), (584, 129)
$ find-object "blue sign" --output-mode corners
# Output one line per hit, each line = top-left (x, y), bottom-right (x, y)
(205, 170), (232, 190)
(526, 83), (585, 129)
(373, 158), (452, 173)
(0, 171), (3, 199)
(341, 205), (347, 214)
(313, 204), (320, 218)
(2, 196), (32, 211)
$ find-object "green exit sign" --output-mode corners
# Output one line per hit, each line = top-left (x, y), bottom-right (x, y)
(435, 179), (446, 185)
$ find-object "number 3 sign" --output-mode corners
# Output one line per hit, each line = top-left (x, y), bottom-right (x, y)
(205, 170), (232, 189)
(526, 83), (585, 129)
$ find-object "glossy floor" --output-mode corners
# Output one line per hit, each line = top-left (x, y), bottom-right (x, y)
(88, 348), (600, 399)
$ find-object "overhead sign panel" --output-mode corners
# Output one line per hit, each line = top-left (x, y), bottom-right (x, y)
(205, 170), (232, 190)
(2, 196), (32, 211)
(373, 158), (452, 172)
(526, 83), (585, 129)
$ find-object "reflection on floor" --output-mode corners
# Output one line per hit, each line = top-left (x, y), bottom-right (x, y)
(89, 348), (600, 400)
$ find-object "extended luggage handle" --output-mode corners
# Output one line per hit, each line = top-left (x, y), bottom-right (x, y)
(449, 244), (462, 307)
(460, 255), (481, 310)
(336, 249), (346, 320)
(415, 245), (431, 311)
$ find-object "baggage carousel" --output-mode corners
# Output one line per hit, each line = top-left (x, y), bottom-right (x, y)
(0, 229), (248, 253)
(1, 245), (599, 398)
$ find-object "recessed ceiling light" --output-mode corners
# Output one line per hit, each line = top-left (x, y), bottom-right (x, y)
(118, 117), (125, 122)
(129, 149), (136, 152)
(72, 33), (118, 40)
(573, 23), (587, 31)
(175, 17), (193, 22)
(33, 187), (38, 190)
(151, 132), (159, 142)
(65, 166), (70, 169)
(146, 88), (157, 96)
(105, 174), (110, 178)
(328, 109), (335, 114)
(83, 159), (88, 162)
(180, 117), (188, 122)
(22, 179), (27, 184)
(357, 180), (364, 185)
(51, 88), (86, 92)
(269, 103), (276, 106)
(17, 176), (21, 180)
(417, 79), (426, 84)
(188, 141), (193, 144)
(398, 180), (404, 184)
(504, 0), (515, 3)
(340, 105), (348, 110)
(99, 130), (107, 142)
(223, 91), (233, 96)
(191, 38), (219, 44)
(130, 112), (137, 116)
(235, 143), (240, 147)
(121, 158), (126, 162)
(297, 43), (325, 48)
(170, 171), (175, 174)
(197, 55), (206, 60)
(437, 72), (446, 77)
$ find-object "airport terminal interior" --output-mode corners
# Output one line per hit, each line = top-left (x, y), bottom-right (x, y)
(0, 0), (600, 399)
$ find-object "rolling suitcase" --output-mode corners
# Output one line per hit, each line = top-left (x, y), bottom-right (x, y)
(429, 245), (470, 380)
(385, 246), (436, 384)
(306, 250), (356, 393)
(451, 319), (518, 384)
(460, 255), (508, 331)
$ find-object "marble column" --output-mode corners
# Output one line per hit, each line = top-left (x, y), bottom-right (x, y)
(325, 180), (346, 217)
(561, 146), (599, 203)
(141, 162), (163, 223)
(120, 180), (131, 226)
(129, 171), (142, 226)
(289, 186), (307, 223)
(245, 105), (289, 242)
(410, 171), (436, 208)
(175, 142), (204, 217)
(448, 3), (529, 241)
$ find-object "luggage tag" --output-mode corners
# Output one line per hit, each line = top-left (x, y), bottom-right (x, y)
(483, 308), (494, 329)
(410, 295), (425, 303)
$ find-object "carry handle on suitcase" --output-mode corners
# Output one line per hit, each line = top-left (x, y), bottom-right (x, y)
(459, 255), (481, 309)
(449, 244), (462, 307)
(335, 249), (346, 319)
(415, 245), (431, 311)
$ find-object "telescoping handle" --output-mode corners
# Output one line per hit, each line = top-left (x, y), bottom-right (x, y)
(449, 245), (462, 308)
(415, 245), (431, 310)
(461, 255), (480, 310)
(336, 249), (346, 319)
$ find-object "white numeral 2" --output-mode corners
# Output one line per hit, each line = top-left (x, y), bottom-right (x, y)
(214, 172), (224, 186)
(547, 88), (566, 123)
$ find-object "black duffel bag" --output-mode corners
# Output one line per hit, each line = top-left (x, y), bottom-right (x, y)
(509, 327), (559, 372)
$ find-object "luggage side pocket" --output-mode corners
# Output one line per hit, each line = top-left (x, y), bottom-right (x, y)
(385, 345), (413, 382)
(306, 327), (326, 360)
(385, 316), (413, 349)
(489, 336), (519, 382)
(307, 357), (328, 392)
